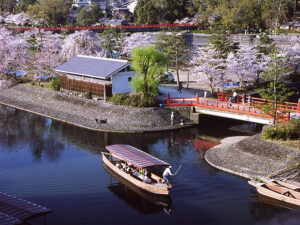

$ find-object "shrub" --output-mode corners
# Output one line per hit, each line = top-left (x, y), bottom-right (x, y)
(50, 77), (60, 91)
(83, 91), (92, 99)
(109, 93), (157, 107)
(263, 120), (300, 140)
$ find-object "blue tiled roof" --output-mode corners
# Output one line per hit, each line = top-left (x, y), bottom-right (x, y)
(55, 55), (129, 79)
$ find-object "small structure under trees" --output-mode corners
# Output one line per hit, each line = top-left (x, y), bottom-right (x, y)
(55, 55), (135, 100)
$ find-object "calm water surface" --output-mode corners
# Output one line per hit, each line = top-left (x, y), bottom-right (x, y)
(0, 106), (297, 225)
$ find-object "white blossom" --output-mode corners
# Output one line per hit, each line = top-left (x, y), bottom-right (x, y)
(60, 30), (104, 61)
(120, 33), (151, 59)
(190, 44), (226, 94)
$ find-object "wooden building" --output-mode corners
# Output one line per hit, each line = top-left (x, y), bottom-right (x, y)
(55, 55), (135, 100)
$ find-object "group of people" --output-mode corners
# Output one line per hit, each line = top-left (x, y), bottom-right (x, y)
(227, 91), (252, 107)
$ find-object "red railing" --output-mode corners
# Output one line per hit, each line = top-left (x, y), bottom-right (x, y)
(10, 23), (198, 32)
(167, 93), (300, 122)
(217, 93), (300, 113)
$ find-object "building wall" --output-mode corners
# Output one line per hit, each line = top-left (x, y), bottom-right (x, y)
(112, 71), (135, 94)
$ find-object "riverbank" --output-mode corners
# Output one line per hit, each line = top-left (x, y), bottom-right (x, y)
(0, 84), (196, 133)
(205, 135), (300, 183)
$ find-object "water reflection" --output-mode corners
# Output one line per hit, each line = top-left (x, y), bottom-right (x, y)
(1, 105), (277, 225)
(0, 106), (65, 161)
(104, 164), (172, 215)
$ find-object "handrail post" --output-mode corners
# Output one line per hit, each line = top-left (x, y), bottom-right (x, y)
(167, 94), (170, 105)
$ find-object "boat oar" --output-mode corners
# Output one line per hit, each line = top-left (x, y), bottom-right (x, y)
(170, 164), (182, 183)
(174, 164), (182, 176)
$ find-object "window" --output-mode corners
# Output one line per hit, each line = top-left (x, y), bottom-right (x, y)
(128, 77), (132, 82)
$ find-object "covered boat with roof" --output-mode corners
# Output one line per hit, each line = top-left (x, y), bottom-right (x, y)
(102, 144), (172, 195)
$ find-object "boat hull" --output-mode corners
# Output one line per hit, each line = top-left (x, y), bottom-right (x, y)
(102, 152), (171, 195)
(249, 181), (300, 207)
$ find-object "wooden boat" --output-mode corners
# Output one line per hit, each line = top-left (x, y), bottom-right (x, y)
(248, 180), (300, 207)
(249, 194), (300, 210)
(102, 144), (172, 195)
(103, 163), (171, 214)
(264, 179), (300, 192)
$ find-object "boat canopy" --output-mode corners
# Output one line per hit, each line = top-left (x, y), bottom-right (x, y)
(106, 144), (170, 168)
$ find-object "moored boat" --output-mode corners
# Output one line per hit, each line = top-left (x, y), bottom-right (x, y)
(102, 144), (172, 195)
(248, 180), (300, 208)
(264, 179), (300, 192)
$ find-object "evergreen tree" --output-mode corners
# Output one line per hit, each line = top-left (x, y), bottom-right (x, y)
(99, 26), (120, 58)
(155, 29), (190, 85)
(209, 32), (239, 58)
(258, 51), (294, 125)
(77, 3), (103, 26)
(27, 0), (70, 26)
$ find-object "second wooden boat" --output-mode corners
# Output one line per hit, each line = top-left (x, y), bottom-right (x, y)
(249, 180), (300, 207)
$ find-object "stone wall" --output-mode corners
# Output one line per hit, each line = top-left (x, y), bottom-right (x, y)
(149, 32), (299, 48)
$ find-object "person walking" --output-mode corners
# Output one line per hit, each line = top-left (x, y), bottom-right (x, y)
(248, 95), (252, 107)
(178, 82), (183, 93)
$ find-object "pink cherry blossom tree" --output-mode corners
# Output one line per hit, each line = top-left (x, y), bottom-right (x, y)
(120, 33), (151, 59)
(226, 46), (268, 86)
(23, 29), (63, 78)
(190, 44), (226, 95)
(5, 12), (31, 26)
(0, 28), (27, 80)
(279, 35), (300, 71)
(60, 30), (103, 61)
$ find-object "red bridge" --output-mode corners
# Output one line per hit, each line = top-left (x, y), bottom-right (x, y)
(167, 93), (300, 124)
(10, 23), (198, 33)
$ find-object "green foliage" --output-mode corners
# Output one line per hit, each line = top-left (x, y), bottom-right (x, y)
(263, 120), (300, 140)
(27, 0), (70, 26)
(50, 77), (60, 91)
(83, 91), (92, 99)
(209, 32), (239, 58)
(77, 3), (103, 26)
(155, 29), (190, 84)
(13, 0), (36, 14)
(131, 46), (167, 99)
(257, 53), (294, 125)
(256, 33), (276, 55)
(99, 26), (121, 58)
(0, 0), (17, 14)
(193, 0), (297, 30)
(133, 0), (159, 24)
(109, 93), (157, 107)
(134, 0), (189, 24)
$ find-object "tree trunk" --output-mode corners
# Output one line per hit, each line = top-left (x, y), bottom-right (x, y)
(176, 50), (180, 86)
(273, 79), (278, 126)
(187, 71), (189, 89)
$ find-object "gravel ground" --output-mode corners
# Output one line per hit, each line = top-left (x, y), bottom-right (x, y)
(205, 134), (300, 182)
(0, 84), (194, 133)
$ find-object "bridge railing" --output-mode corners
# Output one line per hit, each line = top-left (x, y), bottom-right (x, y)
(217, 92), (300, 113)
(167, 95), (297, 122)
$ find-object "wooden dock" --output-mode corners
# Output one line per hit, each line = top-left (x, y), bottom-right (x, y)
(0, 192), (52, 225)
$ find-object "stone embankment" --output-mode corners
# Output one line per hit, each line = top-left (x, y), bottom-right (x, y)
(0, 84), (195, 133)
(205, 135), (300, 182)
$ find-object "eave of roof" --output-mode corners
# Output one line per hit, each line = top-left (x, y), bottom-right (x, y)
(55, 55), (130, 79)
(106, 144), (170, 168)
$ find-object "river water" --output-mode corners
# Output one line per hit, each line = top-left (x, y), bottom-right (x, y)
(0, 106), (295, 225)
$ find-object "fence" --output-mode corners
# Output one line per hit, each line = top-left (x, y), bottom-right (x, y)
(60, 77), (112, 99)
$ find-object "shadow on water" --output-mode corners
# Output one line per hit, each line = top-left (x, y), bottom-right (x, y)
(0, 105), (263, 162)
(103, 164), (172, 215)
(1, 105), (283, 225)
